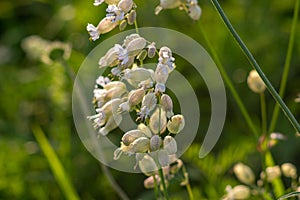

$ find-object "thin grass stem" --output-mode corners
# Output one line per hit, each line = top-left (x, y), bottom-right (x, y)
(260, 92), (267, 134)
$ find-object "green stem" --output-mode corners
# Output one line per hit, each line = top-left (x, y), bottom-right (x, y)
(32, 125), (80, 200)
(182, 164), (194, 200)
(158, 167), (169, 200)
(210, 0), (300, 133)
(268, 0), (300, 133)
(153, 175), (160, 199)
(199, 26), (259, 137)
(260, 92), (267, 134)
(134, 19), (139, 34)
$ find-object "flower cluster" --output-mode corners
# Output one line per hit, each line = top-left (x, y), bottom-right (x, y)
(155, 0), (202, 20)
(87, 0), (136, 41)
(223, 162), (300, 200)
(87, 34), (185, 176)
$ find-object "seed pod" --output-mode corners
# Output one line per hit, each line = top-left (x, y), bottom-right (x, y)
(247, 70), (266, 93)
(150, 135), (162, 151)
(281, 163), (297, 179)
(123, 34), (140, 47)
(163, 136), (177, 154)
(128, 88), (145, 106)
(119, 20), (127, 31)
(155, 63), (169, 84)
(161, 94), (174, 118)
(233, 163), (255, 185)
(127, 10), (136, 25)
(149, 108), (167, 134)
(266, 166), (281, 182)
(188, 5), (201, 20)
(118, 0), (133, 13)
(124, 68), (154, 87)
(147, 42), (156, 58)
(105, 86), (127, 100)
(139, 154), (157, 176)
(129, 136), (150, 153)
(138, 123), (152, 138)
(137, 50), (147, 62)
(125, 37), (147, 55)
(122, 129), (146, 146)
(158, 149), (169, 167)
(167, 114), (185, 134)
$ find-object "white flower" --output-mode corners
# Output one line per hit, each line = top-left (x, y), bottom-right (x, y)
(233, 163), (255, 185)
(96, 76), (111, 87)
(93, 0), (104, 6)
(106, 5), (124, 22)
(86, 23), (100, 41)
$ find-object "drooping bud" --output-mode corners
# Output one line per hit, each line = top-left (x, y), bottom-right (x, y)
(163, 136), (177, 154)
(138, 123), (152, 138)
(227, 185), (251, 199)
(128, 88), (145, 106)
(125, 37), (147, 55)
(189, 5), (201, 20)
(144, 175), (160, 189)
(233, 163), (255, 185)
(158, 149), (169, 167)
(266, 166), (281, 182)
(167, 115), (185, 134)
(127, 10), (136, 25)
(155, 63), (169, 84)
(122, 129), (146, 146)
(118, 0), (133, 13)
(139, 154), (157, 176)
(137, 50), (148, 62)
(147, 42), (156, 58)
(161, 94), (174, 118)
(281, 163), (297, 179)
(119, 19), (127, 31)
(149, 108), (167, 134)
(150, 135), (162, 151)
(247, 70), (266, 93)
(129, 136), (150, 153)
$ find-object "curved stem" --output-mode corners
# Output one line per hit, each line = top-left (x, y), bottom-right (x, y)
(268, 0), (300, 133)
(199, 26), (259, 137)
(210, 0), (300, 133)
(260, 92), (267, 135)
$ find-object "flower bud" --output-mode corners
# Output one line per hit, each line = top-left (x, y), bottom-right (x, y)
(103, 80), (126, 90)
(105, 86), (127, 100)
(142, 92), (157, 112)
(155, 63), (169, 84)
(163, 136), (177, 154)
(125, 37), (146, 55)
(167, 115), (185, 134)
(139, 154), (157, 176)
(160, 0), (181, 9)
(159, 46), (172, 59)
(161, 94), (174, 118)
(233, 163), (255, 185)
(150, 135), (162, 151)
(118, 101), (130, 113)
(229, 185), (251, 199)
(189, 5), (201, 20)
(147, 42), (156, 58)
(119, 19), (127, 31)
(124, 68), (154, 87)
(281, 163), (297, 179)
(133, 125), (151, 139)
(158, 149), (169, 167)
(155, 83), (166, 93)
(98, 46), (119, 67)
(266, 165), (281, 182)
(127, 10), (136, 25)
(118, 0), (133, 13)
(149, 108), (167, 134)
(98, 16), (118, 34)
(144, 175), (160, 189)
(122, 129), (146, 146)
(247, 70), (266, 93)
(128, 88), (145, 106)
(129, 136), (150, 153)
(123, 34), (140, 46)
(137, 49), (148, 61)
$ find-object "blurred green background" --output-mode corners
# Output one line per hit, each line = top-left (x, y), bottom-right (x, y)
(0, 0), (300, 199)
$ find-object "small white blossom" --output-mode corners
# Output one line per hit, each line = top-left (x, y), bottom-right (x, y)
(86, 23), (100, 41)
(93, 0), (104, 6)
(106, 5), (125, 22)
